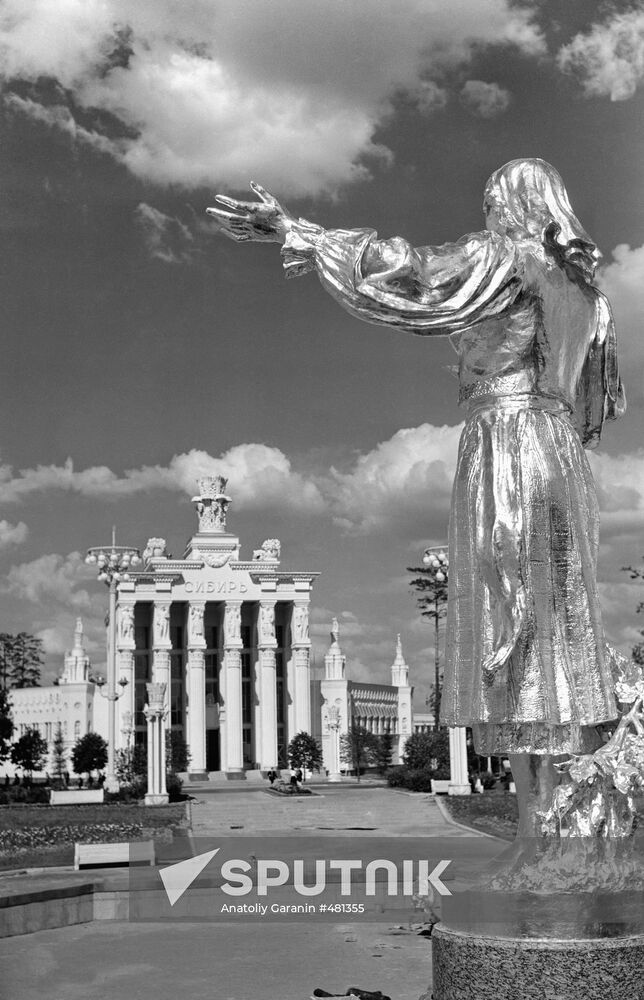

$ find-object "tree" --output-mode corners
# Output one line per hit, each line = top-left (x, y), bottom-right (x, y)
(72, 732), (108, 779)
(51, 723), (67, 784)
(5, 633), (43, 688)
(288, 731), (323, 780)
(402, 730), (450, 774)
(166, 731), (191, 774)
(115, 743), (147, 786)
(0, 687), (14, 763)
(339, 726), (379, 781)
(408, 549), (449, 730)
(11, 727), (48, 776)
(374, 733), (395, 775)
(0, 634), (14, 690)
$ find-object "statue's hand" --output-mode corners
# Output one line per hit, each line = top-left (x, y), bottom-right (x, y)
(206, 182), (293, 244)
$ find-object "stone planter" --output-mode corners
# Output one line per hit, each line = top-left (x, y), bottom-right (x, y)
(431, 779), (450, 795)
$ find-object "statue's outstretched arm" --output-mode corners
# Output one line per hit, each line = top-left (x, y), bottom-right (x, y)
(208, 183), (523, 336)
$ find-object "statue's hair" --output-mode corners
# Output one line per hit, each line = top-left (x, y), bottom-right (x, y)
(484, 158), (599, 281)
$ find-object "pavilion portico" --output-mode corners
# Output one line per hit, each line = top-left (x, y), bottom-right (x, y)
(113, 477), (317, 778)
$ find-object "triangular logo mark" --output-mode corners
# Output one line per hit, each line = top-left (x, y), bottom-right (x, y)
(159, 848), (220, 906)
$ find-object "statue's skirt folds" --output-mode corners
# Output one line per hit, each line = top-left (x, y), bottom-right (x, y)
(440, 393), (619, 755)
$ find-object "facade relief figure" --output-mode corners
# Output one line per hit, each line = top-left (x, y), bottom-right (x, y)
(188, 603), (205, 645)
(258, 604), (276, 645)
(208, 161), (633, 847)
(293, 605), (309, 643)
(117, 605), (135, 645)
(153, 604), (170, 646)
(224, 602), (241, 645)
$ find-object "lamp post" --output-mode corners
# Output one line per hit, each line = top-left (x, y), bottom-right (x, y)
(421, 546), (449, 731)
(85, 529), (140, 793)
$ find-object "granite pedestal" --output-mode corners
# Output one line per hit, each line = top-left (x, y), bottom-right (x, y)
(431, 924), (644, 1000)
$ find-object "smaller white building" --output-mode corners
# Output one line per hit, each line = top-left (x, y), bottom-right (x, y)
(3, 620), (108, 777)
(313, 622), (413, 775)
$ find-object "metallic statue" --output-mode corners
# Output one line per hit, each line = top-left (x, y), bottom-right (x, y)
(208, 160), (634, 842)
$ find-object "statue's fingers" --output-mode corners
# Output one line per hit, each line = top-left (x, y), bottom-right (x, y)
(213, 194), (254, 212)
(250, 181), (277, 206)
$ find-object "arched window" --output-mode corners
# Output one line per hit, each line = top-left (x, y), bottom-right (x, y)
(74, 720), (81, 739)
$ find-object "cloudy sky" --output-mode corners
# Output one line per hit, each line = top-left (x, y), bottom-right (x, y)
(1, 0), (644, 705)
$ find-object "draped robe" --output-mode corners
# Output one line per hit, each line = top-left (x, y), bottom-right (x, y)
(282, 220), (625, 754)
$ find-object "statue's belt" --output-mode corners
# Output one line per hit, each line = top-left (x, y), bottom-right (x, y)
(459, 371), (571, 413)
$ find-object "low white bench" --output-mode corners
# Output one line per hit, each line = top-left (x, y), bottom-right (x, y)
(51, 789), (104, 805)
(74, 840), (155, 870)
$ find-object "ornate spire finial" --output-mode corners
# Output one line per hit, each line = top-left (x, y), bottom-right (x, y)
(191, 475), (232, 533)
(331, 617), (340, 645)
(391, 632), (409, 687)
(74, 618), (84, 650)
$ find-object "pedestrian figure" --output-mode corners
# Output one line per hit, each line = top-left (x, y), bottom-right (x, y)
(296, 768), (303, 784)
(267, 769), (277, 785)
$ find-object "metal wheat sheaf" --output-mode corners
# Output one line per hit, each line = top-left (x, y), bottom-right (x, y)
(540, 658), (644, 838)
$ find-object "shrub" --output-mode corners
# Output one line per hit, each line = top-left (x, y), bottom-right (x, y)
(166, 772), (184, 801)
(386, 766), (407, 788)
(0, 784), (50, 805)
(386, 765), (434, 792)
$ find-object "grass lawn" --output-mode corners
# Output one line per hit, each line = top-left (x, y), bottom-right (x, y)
(0, 802), (187, 870)
(443, 792), (644, 841)
(442, 791), (519, 840)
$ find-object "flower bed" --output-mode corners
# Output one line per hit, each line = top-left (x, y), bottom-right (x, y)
(0, 803), (187, 869)
(267, 781), (313, 796)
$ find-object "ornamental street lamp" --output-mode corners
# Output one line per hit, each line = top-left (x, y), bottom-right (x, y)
(421, 546), (449, 732)
(85, 529), (140, 792)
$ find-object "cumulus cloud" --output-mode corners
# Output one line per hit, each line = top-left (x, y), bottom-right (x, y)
(0, 0), (544, 195)
(598, 243), (644, 401)
(0, 552), (109, 673)
(414, 80), (449, 115)
(327, 423), (461, 534)
(0, 519), (28, 549)
(134, 202), (194, 264)
(1, 551), (94, 609)
(460, 80), (511, 117)
(557, 8), (644, 101)
(0, 444), (325, 513)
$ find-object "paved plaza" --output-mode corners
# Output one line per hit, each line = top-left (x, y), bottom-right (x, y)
(0, 784), (502, 1000)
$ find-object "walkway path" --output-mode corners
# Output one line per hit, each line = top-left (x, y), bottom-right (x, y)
(188, 783), (474, 838)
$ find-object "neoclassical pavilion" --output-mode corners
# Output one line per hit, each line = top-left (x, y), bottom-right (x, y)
(113, 476), (317, 778)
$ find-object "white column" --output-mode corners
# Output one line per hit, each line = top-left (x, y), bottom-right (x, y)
(144, 682), (168, 806)
(115, 649), (135, 750)
(448, 726), (471, 796)
(186, 601), (207, 776)
(291, 601), (311, 736)
(152, 600), (172, 730)
(223, 601), (244, 774)
(114, 600), (136, 751)
(258, 601), (277, 771)
(325, 704), (342, 783)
